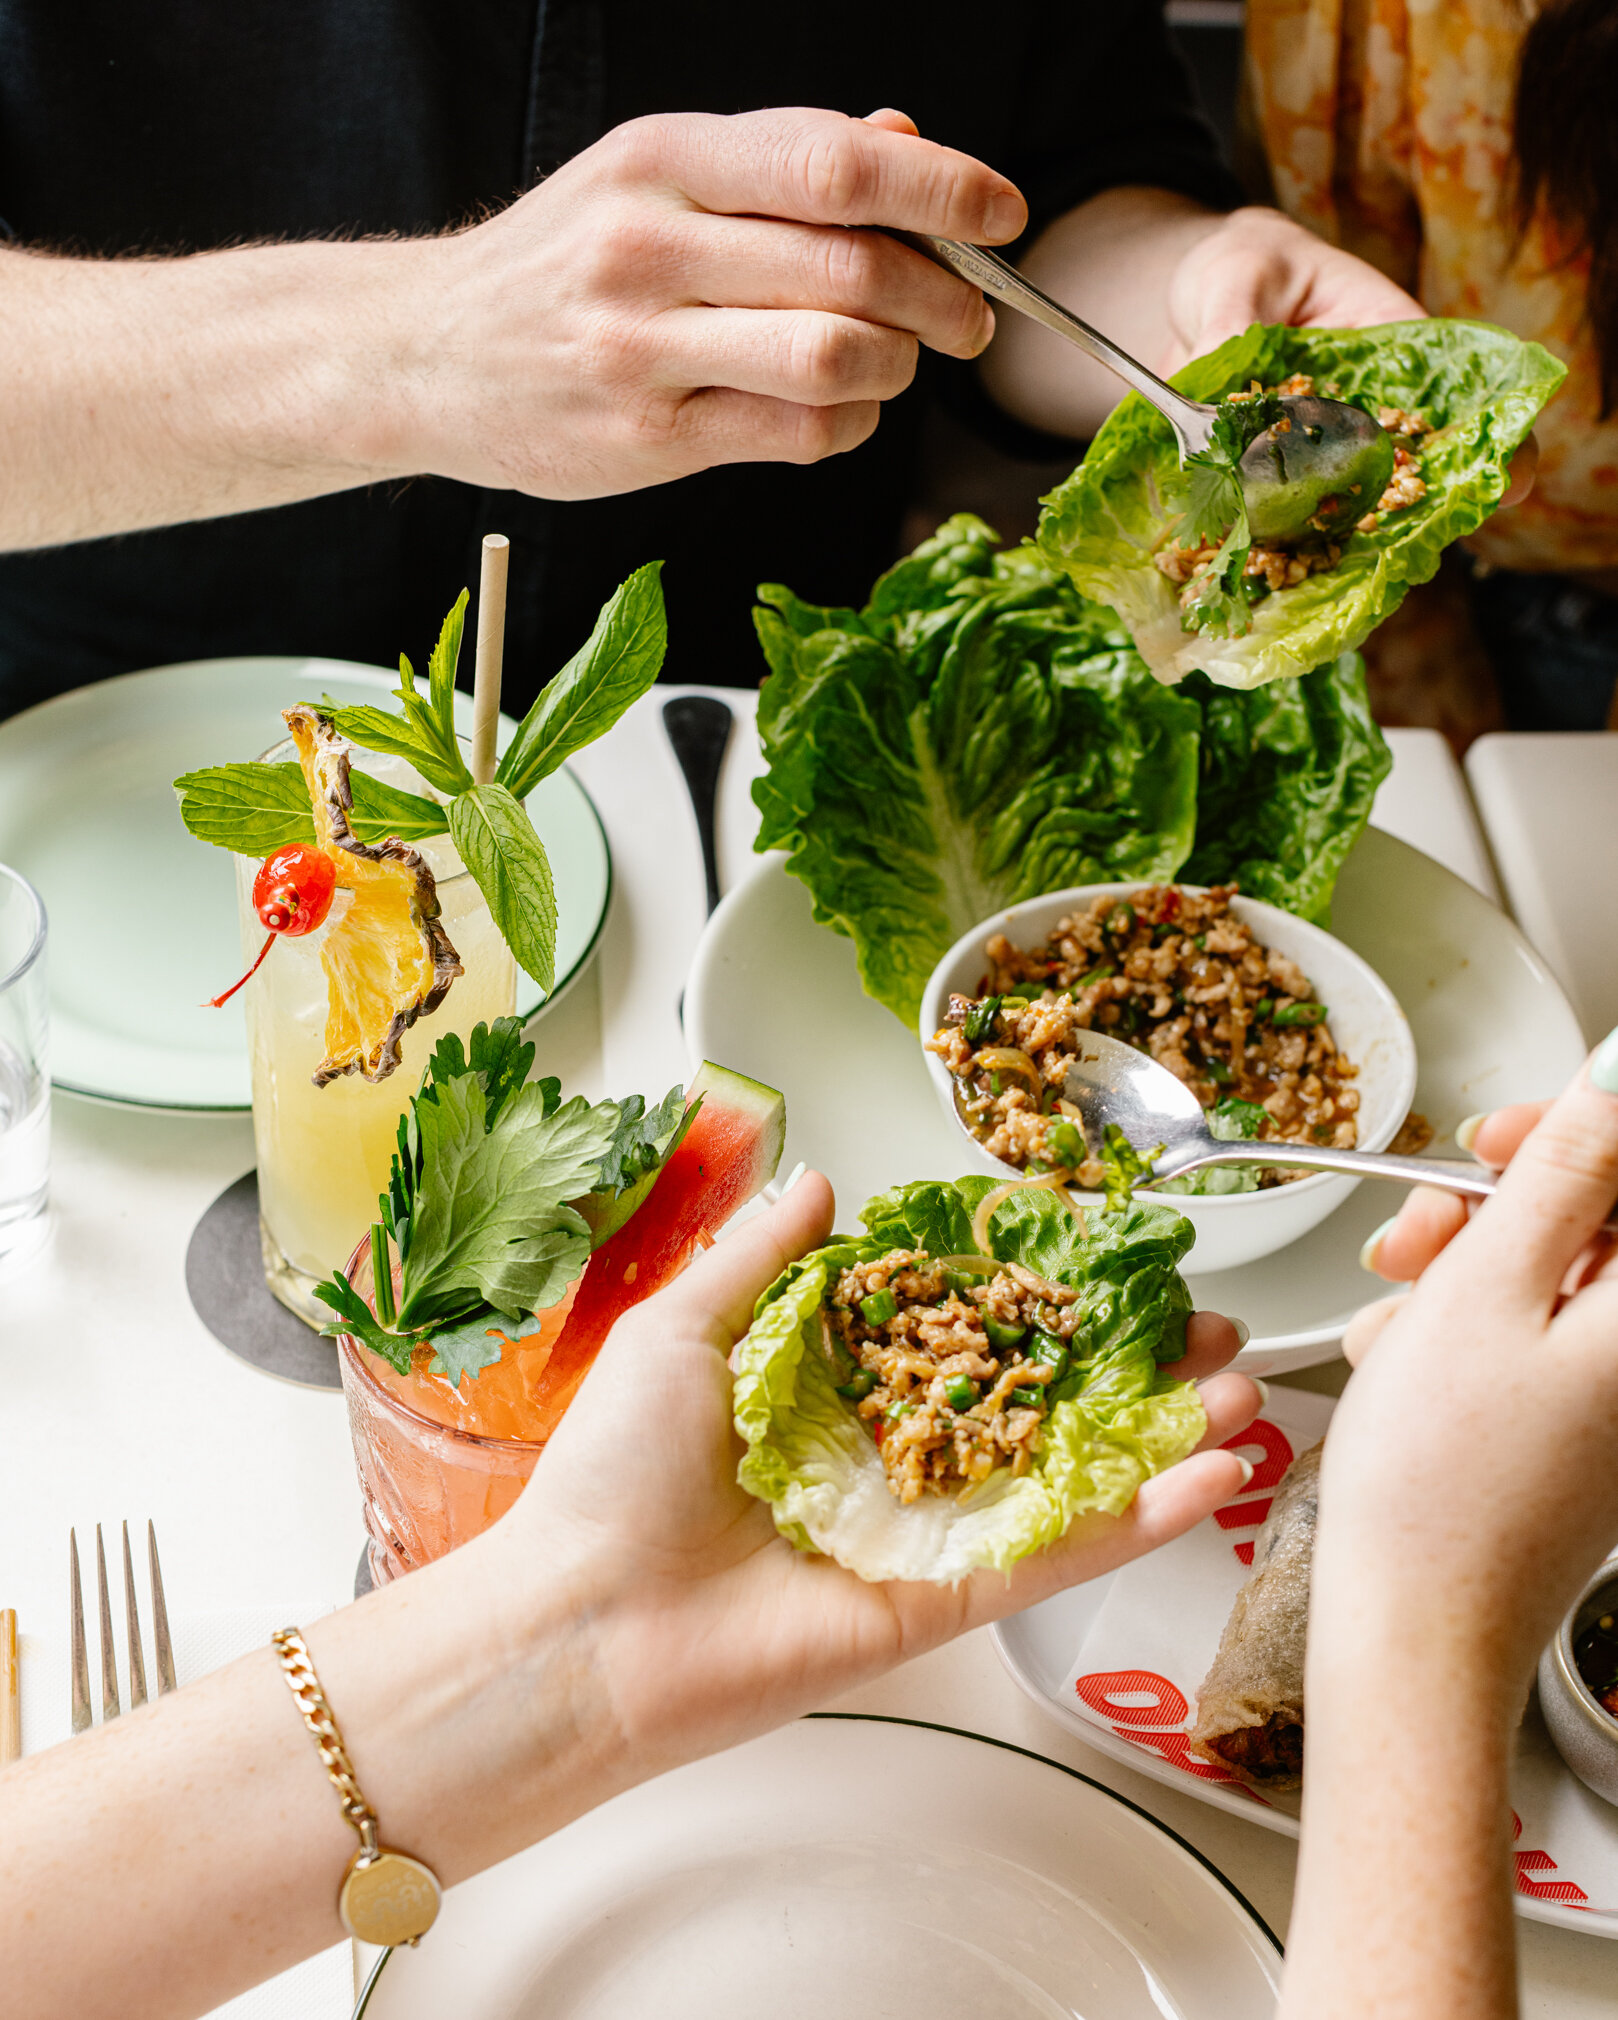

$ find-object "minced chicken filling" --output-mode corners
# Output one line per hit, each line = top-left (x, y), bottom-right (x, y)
(1154, 375), (1432, 614)
(826, 1248), (1084, 1503)
(927, 884), (1360, 1188)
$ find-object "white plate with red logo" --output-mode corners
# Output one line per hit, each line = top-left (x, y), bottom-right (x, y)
(361, 1713), (1281, 2018)
(992, 1386), (1618, 1937)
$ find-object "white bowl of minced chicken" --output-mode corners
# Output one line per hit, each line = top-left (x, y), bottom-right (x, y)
(919, 881), (1418, 1276)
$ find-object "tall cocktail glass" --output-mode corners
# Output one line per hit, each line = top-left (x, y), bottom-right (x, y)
(335, 1238), (570, 1584)
(240, 736), (516, 1326)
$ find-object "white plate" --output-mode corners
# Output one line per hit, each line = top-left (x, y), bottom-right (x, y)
(0, 658), (610, 1110)
(685, 827), (1587, 1374)
(992, 1389), (1618, 1937)
(364, 1714), (1282, 2019)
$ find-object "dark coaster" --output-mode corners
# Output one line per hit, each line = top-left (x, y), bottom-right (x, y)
(185, 1170), (343, 1391)
(355, 1544), (374, 1600)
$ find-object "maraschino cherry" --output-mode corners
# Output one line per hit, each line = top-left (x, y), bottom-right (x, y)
(206, 844), (338, 1008)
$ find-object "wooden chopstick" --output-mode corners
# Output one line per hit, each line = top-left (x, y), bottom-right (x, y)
(1, 1607), (19, 1764)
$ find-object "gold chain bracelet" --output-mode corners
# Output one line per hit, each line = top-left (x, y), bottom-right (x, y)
(271, 1627), (441, 1949)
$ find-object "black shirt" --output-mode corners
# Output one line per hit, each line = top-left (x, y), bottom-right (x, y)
(0, 1), (1240, 717)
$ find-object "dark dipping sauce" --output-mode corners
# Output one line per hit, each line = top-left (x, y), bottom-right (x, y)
(1575, 1594), (1618, 1721)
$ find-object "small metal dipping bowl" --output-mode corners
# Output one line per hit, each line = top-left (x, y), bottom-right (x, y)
(1538, 1559), (1618, 1807)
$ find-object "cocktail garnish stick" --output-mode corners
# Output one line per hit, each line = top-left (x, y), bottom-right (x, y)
(205, 931), (275, 1009)
(371, 1223), (397, 1330)
(470, 533), (508, 789)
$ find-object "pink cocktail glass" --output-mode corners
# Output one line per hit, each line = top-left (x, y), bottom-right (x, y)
(335, 1238), (575, 1586)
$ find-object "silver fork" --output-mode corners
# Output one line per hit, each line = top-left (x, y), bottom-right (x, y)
(69, 1521), (176, 1733)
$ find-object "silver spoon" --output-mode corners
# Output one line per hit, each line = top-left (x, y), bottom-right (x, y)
(899, 234), (1394, 546)
(1046, 1029), (1496, 1200)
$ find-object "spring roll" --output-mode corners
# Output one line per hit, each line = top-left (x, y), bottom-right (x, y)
(1189, 1440), (1321, 1789)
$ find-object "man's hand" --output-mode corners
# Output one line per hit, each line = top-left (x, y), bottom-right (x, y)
(503, 1171), (1260, 1775)
(0, 106), (1023, 547)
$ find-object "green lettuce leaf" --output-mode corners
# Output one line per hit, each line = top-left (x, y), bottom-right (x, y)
(753, 516), (1202, 1029)
(733, 1176), (1203, 1583)
(1182, 650), (1390, 921)
(1038, 319), (1566, 688)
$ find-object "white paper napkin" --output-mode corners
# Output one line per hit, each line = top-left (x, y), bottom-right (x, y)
(18, 1602), (353, 2018)
(1053, 1389), (1618, 1916)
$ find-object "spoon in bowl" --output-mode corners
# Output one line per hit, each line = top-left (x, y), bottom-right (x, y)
(897, 233), (1393, 546)
(1052, 1029), (1496, 1200)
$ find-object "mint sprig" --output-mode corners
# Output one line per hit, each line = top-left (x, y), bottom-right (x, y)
(174, 565), (668, 1004)
(174, 763), (446, 852)
(314, 1016), (690, 1390)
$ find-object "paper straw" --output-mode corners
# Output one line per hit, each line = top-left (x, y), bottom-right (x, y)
(471, 533), (509, 787)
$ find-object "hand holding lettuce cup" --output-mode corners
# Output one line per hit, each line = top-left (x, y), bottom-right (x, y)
(1037, 319), (1565, 689)
(733, 1175), (1214, 1583)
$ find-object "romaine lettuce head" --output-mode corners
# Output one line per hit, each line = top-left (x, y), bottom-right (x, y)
(1037, 320), (1566, 689)
(1183, 650), (1390, 922)
(752, 515), (1202, 1028)
(733, 1177), (1204, 1584)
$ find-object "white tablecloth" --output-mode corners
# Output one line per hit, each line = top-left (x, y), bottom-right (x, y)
(3, 695), (1612, 2016)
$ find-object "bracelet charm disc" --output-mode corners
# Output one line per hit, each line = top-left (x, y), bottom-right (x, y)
(340, 1846), (442, 1948)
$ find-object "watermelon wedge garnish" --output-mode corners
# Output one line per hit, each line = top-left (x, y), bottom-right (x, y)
(521, 1061), (786, 1437)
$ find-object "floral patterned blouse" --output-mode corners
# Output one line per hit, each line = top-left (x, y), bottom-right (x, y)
(1246, 0), (1618, 574)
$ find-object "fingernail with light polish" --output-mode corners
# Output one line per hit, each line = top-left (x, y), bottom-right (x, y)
(1454, 1112), (1487, 1156)
(1230, 1316), (1251, 1348)
(1592, 1025), (1618, 1094)
(1233, 1456), (1255, 1489)
(1358, 1216), (1397, 1275)
(779, 1161), (807, 1196)
(1251, 1377), (1270, 1411)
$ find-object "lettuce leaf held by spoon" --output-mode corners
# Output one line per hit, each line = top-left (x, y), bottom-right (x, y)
(752, 516), (1202, 1030)
(732, 1175), (1203, 1584)
(1037, 318), (1566, 689)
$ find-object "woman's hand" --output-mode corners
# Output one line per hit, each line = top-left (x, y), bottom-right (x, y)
(500, 1171), (1260, 1775)
(1280, 1043), (1618, 2020)
(1330, 1045), (1618, 1697)
(1164, 206), (1425, 368)
(1165, 206), (1539, 509)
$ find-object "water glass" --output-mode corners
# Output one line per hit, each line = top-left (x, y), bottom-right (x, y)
(0, 863), (48, 1253)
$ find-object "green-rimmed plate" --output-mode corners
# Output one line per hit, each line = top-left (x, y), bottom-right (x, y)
(0, 658), (610, 1111)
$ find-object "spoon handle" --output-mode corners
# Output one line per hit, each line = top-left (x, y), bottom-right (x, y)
(892, 233), (1215, 459)
(1170, 1142), (1499, 1197)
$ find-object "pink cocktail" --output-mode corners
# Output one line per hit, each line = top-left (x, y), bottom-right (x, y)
(335, 1239), (575, 1585)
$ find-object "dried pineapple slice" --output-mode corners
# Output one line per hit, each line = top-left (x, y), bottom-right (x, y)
(283, 705), (462, 1085)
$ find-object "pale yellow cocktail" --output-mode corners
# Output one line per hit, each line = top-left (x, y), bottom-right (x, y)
(239, 740), (515, 1325)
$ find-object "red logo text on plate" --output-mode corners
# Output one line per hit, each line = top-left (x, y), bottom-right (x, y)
(1511, 1810), (1589, 1908)
(1074, 1667), (1271, 1806)
(1216, 1419), (1295, 1564)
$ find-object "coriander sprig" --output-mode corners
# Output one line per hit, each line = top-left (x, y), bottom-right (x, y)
(314, 1017), (691, 1389)
(1176, 392), (1286, 639)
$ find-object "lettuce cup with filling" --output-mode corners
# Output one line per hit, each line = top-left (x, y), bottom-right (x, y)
(733, 1175), (1203, 1584)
